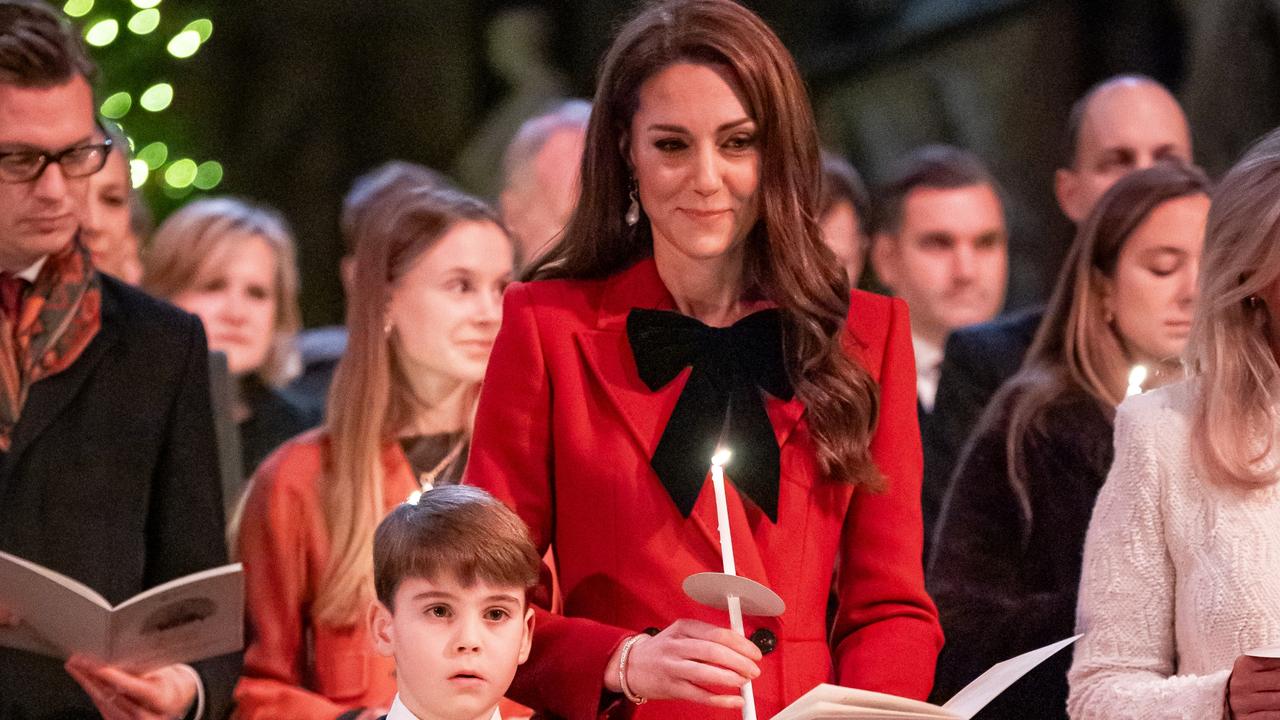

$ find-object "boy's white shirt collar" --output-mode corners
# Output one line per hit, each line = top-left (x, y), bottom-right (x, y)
(386, 695), (501, 720)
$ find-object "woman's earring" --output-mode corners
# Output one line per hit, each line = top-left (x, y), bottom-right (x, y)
(384, 319), (393, 337)
(625, 181), (641, 227)
(1246, 295), (1262, 310)
(1103, 306), (1115, 325)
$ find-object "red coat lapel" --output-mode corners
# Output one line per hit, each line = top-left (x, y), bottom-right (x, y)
(573, 258), (681, 459)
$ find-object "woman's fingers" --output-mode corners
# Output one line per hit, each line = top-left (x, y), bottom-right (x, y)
(668, 678), (747, 708)
(672, 656), (755, 691)
(670, 618), (764, 660)
(669, 636), (760, 682)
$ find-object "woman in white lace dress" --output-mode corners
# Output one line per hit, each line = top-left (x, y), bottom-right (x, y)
(1068, 129), (1280, 719)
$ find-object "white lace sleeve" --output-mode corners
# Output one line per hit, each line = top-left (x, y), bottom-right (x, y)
(1067, 399), (1230, 720)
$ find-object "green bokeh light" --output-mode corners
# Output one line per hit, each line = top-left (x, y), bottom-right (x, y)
(184, 19), (213, 42)
(136, 141), (169, 169)
(67, 0), (224, 209)
(100, 91), (132, 119)
(63, 0), (93, 18)
(166, 30), (201, 58)
(129, 160), (149, 189)
(164, 158), (198, 188)
(127, 9), (161, 35)
(139, 83), (173, 112)
(84, 19), (119, 47)
(193, 161), (223, 190)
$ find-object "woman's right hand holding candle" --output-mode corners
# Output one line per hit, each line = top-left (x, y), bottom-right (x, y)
(603, 619), (762, 708)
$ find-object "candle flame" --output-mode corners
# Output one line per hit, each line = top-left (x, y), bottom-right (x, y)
(711, 448), (731, 466)
(1126, 365), (1148, 397)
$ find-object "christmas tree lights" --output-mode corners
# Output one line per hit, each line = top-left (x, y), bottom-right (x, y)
(64, 0), (221, 213)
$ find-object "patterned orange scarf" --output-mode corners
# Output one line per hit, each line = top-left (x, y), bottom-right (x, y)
(0, 239), (102, 451)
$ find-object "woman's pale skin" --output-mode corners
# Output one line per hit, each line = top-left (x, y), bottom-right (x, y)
(385, 219), (511, 438)
(172, 234), (279, 379)
(1101, 194), (1207, 366)
(171, 233), (280, 422)
(600, 60), (771, 709)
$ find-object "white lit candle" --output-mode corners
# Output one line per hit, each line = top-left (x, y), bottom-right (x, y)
(710, 448), (736, 576)
(1126, 364), (1148, 397)
(710, 448), (757, 720)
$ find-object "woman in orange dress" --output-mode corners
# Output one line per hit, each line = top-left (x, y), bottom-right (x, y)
(234, 177), (515, 719)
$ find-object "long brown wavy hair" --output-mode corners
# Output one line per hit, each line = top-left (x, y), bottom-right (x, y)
(1001, 162), (1209, 526)
(314, 184), (509, 625)
(526, 0), (881, 487)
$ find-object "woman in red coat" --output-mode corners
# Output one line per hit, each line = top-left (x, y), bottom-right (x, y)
(464, 2), (942, 718)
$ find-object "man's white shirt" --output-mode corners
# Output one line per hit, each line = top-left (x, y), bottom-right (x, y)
(912, 333), (944, 413)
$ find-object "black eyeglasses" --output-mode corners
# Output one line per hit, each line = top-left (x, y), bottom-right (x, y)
(0, 134), (114, 184)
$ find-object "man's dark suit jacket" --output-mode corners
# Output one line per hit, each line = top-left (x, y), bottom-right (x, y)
(918, 401), (946, 561)
(923, 307), (1044, 555)
(0, 274), (240, 720)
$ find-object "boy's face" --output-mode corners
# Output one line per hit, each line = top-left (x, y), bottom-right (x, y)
(371, 574), (534, 720)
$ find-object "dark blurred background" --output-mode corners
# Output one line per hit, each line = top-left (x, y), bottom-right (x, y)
(75, 0), (1274, 326)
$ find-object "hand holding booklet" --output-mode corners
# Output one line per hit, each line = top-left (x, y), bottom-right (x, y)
(770, 635), (1080, 720)
(0, 550), (243, 672)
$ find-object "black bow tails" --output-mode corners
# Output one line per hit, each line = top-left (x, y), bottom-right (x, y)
(626, 307), (793, 522)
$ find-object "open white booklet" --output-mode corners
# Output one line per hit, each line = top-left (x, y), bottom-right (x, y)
(0, 550), (243, 672)
(771, 635), (1081, 720)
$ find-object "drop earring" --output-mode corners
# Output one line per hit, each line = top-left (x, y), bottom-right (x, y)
(625, 180), (641, 226)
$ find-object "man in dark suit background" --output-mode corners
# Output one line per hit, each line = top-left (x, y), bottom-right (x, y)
(869, 146), (1009, 554)
(929, 75), (1193, 548)
(0, 2), (238, 717)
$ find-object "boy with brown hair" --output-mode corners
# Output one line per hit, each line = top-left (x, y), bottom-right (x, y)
(369, 485), (541, 720)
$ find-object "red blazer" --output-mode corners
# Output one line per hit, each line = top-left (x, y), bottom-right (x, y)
(466, 258), (942, 720)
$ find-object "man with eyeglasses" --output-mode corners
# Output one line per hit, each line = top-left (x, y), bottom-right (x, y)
(0, 2), (238, 718)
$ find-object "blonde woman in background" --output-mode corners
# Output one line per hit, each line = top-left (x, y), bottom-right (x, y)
(1068, 129), (1280, 719)
(233, 182), (515, 718)
(143, 197), (313, 482)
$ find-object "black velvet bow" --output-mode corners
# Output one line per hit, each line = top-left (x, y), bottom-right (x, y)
(626, 307), (793, 522)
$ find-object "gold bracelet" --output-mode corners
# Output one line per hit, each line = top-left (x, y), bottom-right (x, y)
(618, 633), (647, 705)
